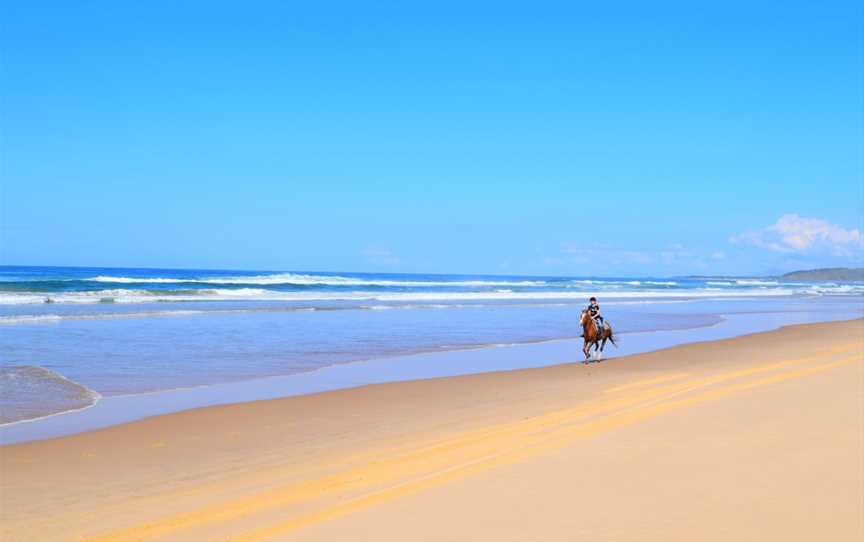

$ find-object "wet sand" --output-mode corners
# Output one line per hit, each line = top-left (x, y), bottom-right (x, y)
(1, 319), (862, 541)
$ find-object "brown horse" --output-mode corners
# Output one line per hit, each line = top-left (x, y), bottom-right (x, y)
(580, 310), (616, 362)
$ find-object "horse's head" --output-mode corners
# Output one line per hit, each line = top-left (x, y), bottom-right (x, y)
(579, 310), (590, 326)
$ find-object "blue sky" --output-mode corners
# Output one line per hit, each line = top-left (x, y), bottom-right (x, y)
(1, 1), (861, 276)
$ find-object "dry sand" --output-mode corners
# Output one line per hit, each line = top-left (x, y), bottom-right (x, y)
(1, 319), (862, 541)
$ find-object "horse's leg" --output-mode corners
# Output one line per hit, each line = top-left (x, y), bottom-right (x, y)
(587, 337), (595, 360)
(582, 341), (590, 363)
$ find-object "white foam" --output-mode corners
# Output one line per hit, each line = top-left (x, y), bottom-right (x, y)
(0, 293), (47, 304)
(804, 285), (859, 294)
(1, 282), (862, 307)
(362, 290), (801, 301)
(0, 310), (212, 325)
(86, 273), (550, 288)
(0, 288), (807, 305)
(0, 315), (63, 324)
(88, 276), (187, 284)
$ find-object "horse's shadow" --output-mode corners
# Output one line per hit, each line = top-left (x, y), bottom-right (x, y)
(582, 354), (606, 365)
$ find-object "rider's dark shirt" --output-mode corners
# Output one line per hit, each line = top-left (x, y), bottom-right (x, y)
(588, 303), (600, 317)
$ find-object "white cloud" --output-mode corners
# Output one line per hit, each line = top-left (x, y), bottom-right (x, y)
(730, 214), (863, 256)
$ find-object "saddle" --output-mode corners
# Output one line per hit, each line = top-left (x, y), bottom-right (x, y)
(592, 319), (607, 338)
(581, 317), (607, 340)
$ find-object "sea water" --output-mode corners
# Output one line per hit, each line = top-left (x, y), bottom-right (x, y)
(1, 266), (862, 427)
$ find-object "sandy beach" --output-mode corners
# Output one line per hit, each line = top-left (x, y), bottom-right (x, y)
(1, 319), (862, 541)
(5, 2), (862, 540)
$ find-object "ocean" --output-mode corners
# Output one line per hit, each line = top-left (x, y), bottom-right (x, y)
(1, 265), (862, 431)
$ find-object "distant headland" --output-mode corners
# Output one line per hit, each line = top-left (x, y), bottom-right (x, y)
(684, 267), (864, 281)
(778, 267), (864, 281)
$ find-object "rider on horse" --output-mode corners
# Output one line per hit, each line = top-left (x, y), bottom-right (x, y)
(587, 297), (604, 335)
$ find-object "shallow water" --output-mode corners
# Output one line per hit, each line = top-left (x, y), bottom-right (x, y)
(0, 365), (100, 424)
(2, 304), (860, 444)
(1, 266), (862, 429)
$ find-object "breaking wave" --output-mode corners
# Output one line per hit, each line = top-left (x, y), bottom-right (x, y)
(1, 285), (857, 307)
(85, 273), (549, 287)
(1, 269), (862, 308)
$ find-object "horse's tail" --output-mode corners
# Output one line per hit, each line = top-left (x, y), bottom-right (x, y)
(608, 329), (618, 348)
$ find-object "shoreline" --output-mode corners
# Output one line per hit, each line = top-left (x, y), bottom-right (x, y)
(2, 307), (861, 444)
(2, 319), (861, 541)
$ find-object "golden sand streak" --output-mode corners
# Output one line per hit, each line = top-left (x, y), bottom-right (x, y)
(233, 354), (862, 542)
(603, 372), (691, 393)
(83, 345), (860, 542)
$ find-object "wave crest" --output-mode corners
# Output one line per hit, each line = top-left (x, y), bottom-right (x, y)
(86, 273), (550, 287)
